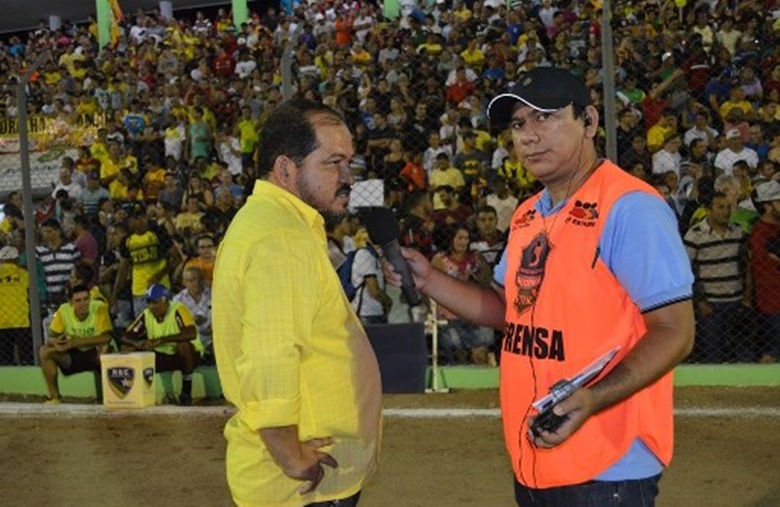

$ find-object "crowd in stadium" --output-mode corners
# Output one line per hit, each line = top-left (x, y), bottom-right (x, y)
(0, 0), (779, 373)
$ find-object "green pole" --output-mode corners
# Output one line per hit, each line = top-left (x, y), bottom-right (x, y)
(96, 0), (111, 49)
(232, 0), (249, 31)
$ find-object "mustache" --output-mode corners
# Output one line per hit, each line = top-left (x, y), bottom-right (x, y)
(336, 184), (352, 196)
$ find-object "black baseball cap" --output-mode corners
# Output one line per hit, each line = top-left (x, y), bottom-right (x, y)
(487, 67), (591, 127)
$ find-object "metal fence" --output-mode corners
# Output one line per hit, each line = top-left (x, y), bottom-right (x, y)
(1, 1), (779, 368)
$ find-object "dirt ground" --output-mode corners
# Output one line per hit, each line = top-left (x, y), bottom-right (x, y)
(1, 387), (779, 507)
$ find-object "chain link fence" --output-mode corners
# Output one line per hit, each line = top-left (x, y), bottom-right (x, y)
(1, 1), (779, 368)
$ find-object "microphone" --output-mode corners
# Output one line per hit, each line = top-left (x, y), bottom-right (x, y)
(364, 207), (422, 307)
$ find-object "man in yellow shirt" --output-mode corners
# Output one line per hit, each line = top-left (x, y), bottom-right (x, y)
(120, 284), (203, 406)
(429, 152), (466, 210)
(40, 284), (113, 403)
(460, 39), (485, 71)
(111, 204), (179, 317)
(0, 246), (32, 365)
(213, 100), (381, 507)
(236, 105), (260, 172)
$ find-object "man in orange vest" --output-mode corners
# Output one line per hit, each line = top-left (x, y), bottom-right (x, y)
(386, 67), (695, 506)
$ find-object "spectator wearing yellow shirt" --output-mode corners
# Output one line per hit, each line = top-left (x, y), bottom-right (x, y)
(40, 284), (113, 403)
(120, 284), (203, 406)
(498, 142), (537, 196)
(109, 168), (142, 201)
(350, 41), (374, 67)
(90, 128), (110, 163)
(417, 32), (444, 57)
(41, 61), (62, 85)
(111, 204), (179, 316)
(73, 92), (99, 117)
(719, 87), (754, 122)
(100, 141), (134, 188)
(175, 195), (205, 234)
(456, 117), (494, 154)
(235, 105), (260, 171)
(0, 246), (32, 365)
(430, 152), (466, 210)
(647, 110), (678, 154)
(213, 100), (380, 507)
(460, 39), (486, 71)
(453, 0), (473, 21)
(142, 157), (167, 203)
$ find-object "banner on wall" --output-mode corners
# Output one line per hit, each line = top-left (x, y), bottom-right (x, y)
(0, 112), (108, 153)
(0, 112), (107, 196)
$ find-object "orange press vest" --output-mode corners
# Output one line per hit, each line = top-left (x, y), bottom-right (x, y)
(501, 160), (675, 488)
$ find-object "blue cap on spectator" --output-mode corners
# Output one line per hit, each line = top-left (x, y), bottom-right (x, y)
(488, 67), (590, 127)
(145, 284), (170, 301)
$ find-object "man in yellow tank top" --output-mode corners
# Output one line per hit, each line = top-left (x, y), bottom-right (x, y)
(40, 284), (113, 404)
(119, 284), (202, 406)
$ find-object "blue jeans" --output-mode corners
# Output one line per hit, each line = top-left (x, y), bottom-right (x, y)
(514, 475), (661, 507)
(305, 490), (360, 507)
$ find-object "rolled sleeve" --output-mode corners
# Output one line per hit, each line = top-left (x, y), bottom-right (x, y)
(236, 230), (319, 430)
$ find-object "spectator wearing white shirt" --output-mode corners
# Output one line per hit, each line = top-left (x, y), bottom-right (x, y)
(174, 266), (213, 353)
(652, 133), (683, 177)
(684, 112), (719, 149)
(215, 125), (243, 176)
(353, 6), (375, 43)
(423, 132), (452, 179)
(52, 167), (83, 200)
(234, 51), (257, 79)
(714, 129), (759, 176)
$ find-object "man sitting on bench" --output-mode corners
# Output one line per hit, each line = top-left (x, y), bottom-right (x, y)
(120, 284), (203, 405)
(40, 284), (113, 404)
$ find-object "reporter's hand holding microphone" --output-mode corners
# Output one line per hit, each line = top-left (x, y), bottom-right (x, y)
(364, 207), (425, 306)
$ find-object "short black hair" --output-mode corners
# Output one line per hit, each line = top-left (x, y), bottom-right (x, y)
(72, 263), (95, 285)
(476, 205), (498, 216)
(256, 99), (345, 179)
(66, 284), (90, 300)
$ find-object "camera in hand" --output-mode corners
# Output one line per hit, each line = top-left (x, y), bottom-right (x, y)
(528, 347), (621, 440)
(529, 379), (576, 438)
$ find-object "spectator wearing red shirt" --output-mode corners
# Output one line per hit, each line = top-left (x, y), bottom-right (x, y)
(334, 14), (353, 47)
(432, 185), (472, 229)
(213, 46), (236, 78)
(400, 151), (428, 193)
(446, 67), (476, 105)
(762, 63), (780, 102)
(641, 69), (684, 131)
(400, 191), (436, 259)
(749, 181), (780, 363)
(72, 214), (99, 270)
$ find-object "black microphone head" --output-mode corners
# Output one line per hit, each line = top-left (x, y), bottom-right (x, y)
(363, 207), (400, 245)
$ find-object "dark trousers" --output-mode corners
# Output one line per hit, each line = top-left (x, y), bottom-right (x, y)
(695, 301), (746, 363)
(305, 491), (360, 507)
(514, 475), (661, 507)
(0, 327), (34, 365)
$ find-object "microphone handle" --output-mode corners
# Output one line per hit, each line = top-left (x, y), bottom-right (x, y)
(381, 239), (422, 307)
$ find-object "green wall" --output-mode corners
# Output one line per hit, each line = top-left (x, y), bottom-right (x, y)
(2, 364), (779, 401)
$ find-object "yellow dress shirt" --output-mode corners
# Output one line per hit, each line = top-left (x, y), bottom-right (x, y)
(213, 180), (381, 507)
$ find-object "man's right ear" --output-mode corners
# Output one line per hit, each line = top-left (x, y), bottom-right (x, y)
(273, 156), (290, 179)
